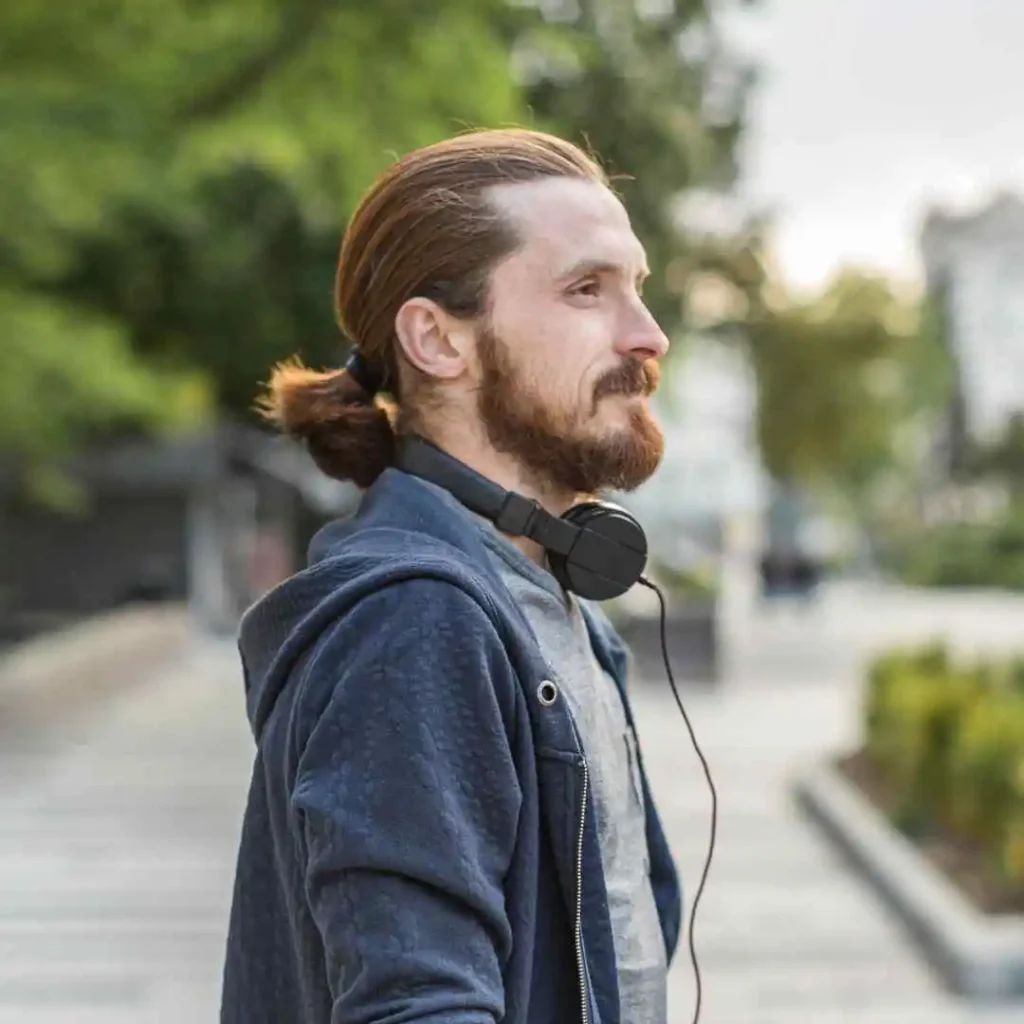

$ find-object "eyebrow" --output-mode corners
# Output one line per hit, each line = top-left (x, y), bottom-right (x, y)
(556, 255), (651, 282)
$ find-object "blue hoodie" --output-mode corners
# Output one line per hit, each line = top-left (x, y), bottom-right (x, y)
(220, 467), (681, 1024)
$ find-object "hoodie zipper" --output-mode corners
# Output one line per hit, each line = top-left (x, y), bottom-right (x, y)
(575, 757), (590, 1024)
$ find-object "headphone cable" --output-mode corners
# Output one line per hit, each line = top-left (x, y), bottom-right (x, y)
(638, 576), (718, 1024)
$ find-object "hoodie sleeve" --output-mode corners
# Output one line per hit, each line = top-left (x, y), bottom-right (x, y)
(290, 578), (522, 1024)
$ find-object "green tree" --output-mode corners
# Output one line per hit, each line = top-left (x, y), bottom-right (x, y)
(749, 268), (952, 499)
(3, 0), (755, 473)
(0, 290), (209, 505)
(689, 226), (953, 500)
(53, 166), (343, 419)
(1, 0), (526, 469)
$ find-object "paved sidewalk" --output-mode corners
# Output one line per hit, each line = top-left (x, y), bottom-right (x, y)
(4, 602), (1024, 1022)
(647, 576), (1024, 1023)
(0, 640), (252, 1024)
(637, 676), (991, 1023)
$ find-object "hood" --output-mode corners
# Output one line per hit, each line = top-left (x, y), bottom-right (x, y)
(236, 468), (503, 741)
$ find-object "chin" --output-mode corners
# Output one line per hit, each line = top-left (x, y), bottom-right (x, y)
(590, 421), (642, 453)
(596, 401), (641, 431)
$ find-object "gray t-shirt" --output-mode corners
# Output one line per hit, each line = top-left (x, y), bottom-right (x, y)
(471, 510), (668, 1024)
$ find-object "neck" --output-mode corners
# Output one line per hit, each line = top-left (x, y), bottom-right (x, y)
(422, 425), (578, 566)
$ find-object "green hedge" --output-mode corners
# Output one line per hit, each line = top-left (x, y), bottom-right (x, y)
(864, 643), (1024, 882)
(890, 514), (1024, 590)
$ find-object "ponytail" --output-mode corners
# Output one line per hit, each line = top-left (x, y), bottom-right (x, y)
(256, 357), (395, 489)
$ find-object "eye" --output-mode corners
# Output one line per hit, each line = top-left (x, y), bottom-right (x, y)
(570, 278), (601, 298)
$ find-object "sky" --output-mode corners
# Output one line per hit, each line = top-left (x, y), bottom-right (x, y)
(723, 0), (1024, 292)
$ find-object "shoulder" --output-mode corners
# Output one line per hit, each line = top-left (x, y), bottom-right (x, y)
(299, 576), (523, 731)
(364, 576), (512, 671)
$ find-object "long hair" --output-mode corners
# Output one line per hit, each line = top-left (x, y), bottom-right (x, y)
(257, 128), (606, 488)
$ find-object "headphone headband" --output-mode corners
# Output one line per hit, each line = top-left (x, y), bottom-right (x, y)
(394, 433), (647, 600)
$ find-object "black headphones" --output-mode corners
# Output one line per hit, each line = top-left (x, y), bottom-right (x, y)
(395, 433), (648, 602)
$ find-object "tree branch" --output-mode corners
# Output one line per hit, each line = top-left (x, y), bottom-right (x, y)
(175, 0), (344, 125)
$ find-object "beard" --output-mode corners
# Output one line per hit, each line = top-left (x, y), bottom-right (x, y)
(474, 324), (665, 496)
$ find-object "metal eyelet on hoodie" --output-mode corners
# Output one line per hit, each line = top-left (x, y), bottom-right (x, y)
(537, 680), (559, 707)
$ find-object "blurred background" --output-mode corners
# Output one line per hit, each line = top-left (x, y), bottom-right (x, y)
(4, 0), (1024, 1020)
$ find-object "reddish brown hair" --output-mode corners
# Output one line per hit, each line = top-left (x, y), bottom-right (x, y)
(256, 128), (607, 488)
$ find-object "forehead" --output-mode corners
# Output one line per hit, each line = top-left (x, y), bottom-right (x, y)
(488, 178), (647, 280)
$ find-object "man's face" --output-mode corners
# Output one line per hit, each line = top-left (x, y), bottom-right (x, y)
(474, 177), (670, 496)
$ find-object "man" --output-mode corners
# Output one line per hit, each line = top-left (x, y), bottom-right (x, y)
(221, 128), (680, 1024)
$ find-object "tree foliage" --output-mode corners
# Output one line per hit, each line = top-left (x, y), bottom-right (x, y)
(1, 0), (525, 465)
(750, 271), (946, 494)
(1, 0), (753, 478)
(692, 228), (954, 498)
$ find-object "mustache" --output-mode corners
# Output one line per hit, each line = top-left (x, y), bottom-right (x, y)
(593, 359), (660, 402)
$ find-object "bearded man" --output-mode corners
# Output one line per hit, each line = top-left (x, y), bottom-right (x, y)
(221, 127), (680, 1024)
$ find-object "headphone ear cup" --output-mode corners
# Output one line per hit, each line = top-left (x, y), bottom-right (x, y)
(549, 502), (648, 601)
(545, 546), (575, 594)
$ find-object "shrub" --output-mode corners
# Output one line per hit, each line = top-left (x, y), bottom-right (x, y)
(861, 643), (1024, 882)
(889, 509), (1024, 591)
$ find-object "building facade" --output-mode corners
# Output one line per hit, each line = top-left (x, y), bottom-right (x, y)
(920, 193), (1024, 459)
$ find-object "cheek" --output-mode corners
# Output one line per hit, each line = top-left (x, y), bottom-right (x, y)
(511, 322), (575, 392)
(538, 343), (589, 409)
(519, 353), (574, 410)
(494, 304), (605, 405)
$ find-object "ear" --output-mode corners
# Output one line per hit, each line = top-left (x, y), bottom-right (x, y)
(394, 297), (473, 382)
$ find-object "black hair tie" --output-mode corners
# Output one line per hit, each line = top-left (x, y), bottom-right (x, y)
(344, 350), (385, 396)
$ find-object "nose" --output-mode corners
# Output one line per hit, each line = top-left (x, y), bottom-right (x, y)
(616, 302), (669, 361)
